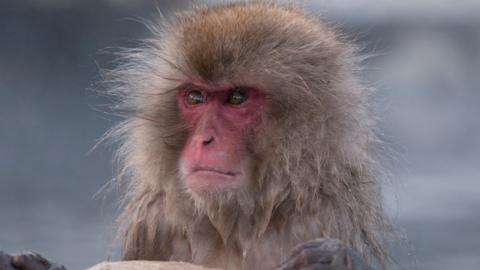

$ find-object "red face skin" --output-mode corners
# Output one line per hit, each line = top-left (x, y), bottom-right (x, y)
(178, 83), (266, 193)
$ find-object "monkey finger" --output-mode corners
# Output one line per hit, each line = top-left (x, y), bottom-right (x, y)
(299, 262), (348, 270)
(279, 246), (335, 269)
(345, 249), (373, 270)
(278, 239), (346, 270)
(11, 252), (51, 270)
(279, 238), (329, 267)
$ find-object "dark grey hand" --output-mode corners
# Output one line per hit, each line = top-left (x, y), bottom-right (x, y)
(278, 238), (372, 270)
(0, 251), (66, 270)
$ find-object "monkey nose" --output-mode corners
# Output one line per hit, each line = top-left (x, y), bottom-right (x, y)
(202, 136), (214, 146)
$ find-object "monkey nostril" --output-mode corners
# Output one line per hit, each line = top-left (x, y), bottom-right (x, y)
(202, 136), (214, 145)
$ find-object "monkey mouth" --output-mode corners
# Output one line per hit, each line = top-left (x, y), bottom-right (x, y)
(190, 166), (237, 177)
(185, 166), (243, 192)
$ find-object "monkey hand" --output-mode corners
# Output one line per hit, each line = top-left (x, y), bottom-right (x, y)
(277, 238), (372, 270)
(0, 251), (66, 270)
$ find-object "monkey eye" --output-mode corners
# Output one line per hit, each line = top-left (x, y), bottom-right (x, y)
(185, 89), (206, 106)
(227, 88), (248, 105)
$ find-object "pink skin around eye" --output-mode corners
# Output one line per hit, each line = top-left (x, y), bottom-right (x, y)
(178, 83), (266, 193)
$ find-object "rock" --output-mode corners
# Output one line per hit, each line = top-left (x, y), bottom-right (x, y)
(87, 261), (221, 270)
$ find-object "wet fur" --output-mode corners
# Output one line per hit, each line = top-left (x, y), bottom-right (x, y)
(103, 2), (391, 269)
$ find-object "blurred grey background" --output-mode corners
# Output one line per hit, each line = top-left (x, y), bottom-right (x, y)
(0, 0), (479, 269)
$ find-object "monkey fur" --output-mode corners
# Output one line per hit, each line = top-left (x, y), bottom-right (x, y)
(103, 2), (391, 270)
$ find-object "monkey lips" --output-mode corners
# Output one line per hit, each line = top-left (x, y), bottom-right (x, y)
(185, 166), (241, 192)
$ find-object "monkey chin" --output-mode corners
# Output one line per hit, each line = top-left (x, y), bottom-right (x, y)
(185, 170), (244, 194)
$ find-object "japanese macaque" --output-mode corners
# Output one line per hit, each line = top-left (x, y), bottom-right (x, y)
(0, 2), (392, 270)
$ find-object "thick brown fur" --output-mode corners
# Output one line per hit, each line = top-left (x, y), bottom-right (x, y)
(103, 1), (391, 269)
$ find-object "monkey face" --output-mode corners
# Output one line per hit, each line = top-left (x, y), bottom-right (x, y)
(177, 82), (266, 194)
